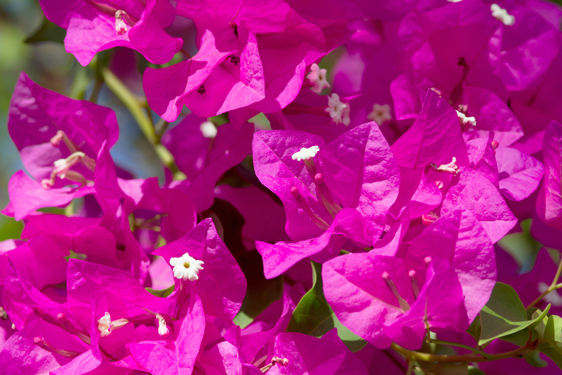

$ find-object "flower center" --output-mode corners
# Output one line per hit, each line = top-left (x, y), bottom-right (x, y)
(491, 4), (515, 26)
(429, 157), (460, 176)
(307, 63), (330, 94)
(169, 253), (205, 281)
(367, 103), (392, 125)
(456, 110), (476, 131)
(382, 271), (411, 312)
(325, 93), (350, 126)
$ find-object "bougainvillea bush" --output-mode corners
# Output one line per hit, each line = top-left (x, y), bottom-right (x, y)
(2, 0), (562, 373)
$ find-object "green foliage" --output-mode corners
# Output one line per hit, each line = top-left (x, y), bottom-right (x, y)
(64, 250), (87, 262)
(24, 18), (66, 44)
(467, 366), (487, 375)
(525, 350), (548, 368)
(146, 284), (175, 298)
(479, 282), (550, 346)
(287, 261), (366, 352)
(538, 315), (562, 369)
(233, 251), (284, 329)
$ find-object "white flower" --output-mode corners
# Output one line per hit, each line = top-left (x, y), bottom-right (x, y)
(367, 104), (392, 125)
(169, 253), (204, 281)
(307, 63), (330, 94)
(200, 121), (217, 138)
(491, 4), (515, 26)
(292, 146), (320, 161)
(325, 94), (350, 126)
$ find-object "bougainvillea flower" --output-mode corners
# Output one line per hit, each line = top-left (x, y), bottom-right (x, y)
(265, 329), (368, 375)
(442, 168), (517, 243)
(127, 294), (205, 375)
(466, 134), (499, 188)
(253, 121), (399, 277)
(536, 121), (562, 231)
(495, 147), (543, 202)
(403, 205), (496, 322)
(324, 252), (467, 350)
(0, 317), (90, 374)
(145, 28), (265, 121)
(163, 116), (253, 212)
(153, 219), (247, 323)
(39, 0), (183, 66)
(3, 73), (123, 220)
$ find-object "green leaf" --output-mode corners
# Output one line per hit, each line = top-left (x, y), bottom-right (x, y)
(538, 315), (562, 369)
(467, 315), (481, 343)
(233, 251), (283, 329)
(287, 261), (366, 352)
(525, 350), (548, 368)
(479, 283), (548, 345)
(24, 18), (66, 44)
(64, 250), (87, 262)
(467, 366), (487, 375)
(146, 284), (175, 298)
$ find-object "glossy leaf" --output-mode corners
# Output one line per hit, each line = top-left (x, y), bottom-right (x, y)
(479, 283), (550, 345)
(287, 261), (366, 352)
(538, 315), (562, 369)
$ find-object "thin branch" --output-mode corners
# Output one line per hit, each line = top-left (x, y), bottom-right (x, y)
(526, 258), (562, 310)
(391, 342), (528, 363)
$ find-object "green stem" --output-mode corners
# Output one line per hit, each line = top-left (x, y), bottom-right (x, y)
(428, 339), (492, 360)
(391, 342), (528, 363)
(406, 359), (414, 375)
(526, 258), (562, 310)
(101, 68), (156, 144)
(89, 78), (103, 103)
(101, 68), (185, 179)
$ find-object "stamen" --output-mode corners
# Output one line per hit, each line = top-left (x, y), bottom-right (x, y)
(434, 180), (444, 189)
(169, 253), (204, 281)
(50, 130), (79, 154)
(307, 63), (330, 94)
(33, 337), (81, 358)
(456, 110), (476, 132)
(367, 103), (392, 126)
(314, 173), (341, 217)
(491, 4), (515, 25)
(457, 104), (468, 114)
(424, 257), (432, 266)
(325, 93), (350, 126)
(115, 10), (129, 35)
(57, 313), (91, 344)
(156, 314), (170, 337)
(41, 151), (96, 189)
(292, 146), (319, 180)
(429, 157), (459, 176)
(409, 270), (420, 299)
(421, 212), (439, 226)
(382, 271), (411, 312)
(260, 357), (289, 373)
(290, 186), (329, 230)
(491, 140), (499, 150)
(0, 306), (7, 320)
(97, 312), (128, 337)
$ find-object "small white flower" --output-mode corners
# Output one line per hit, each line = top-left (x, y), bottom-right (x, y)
(430, 157), (460, 176)
(200, 121), (217, 138)
(292, 146), (320, 161)
(307, 63), (330, 94)
(169, 253), (204, 281)
(491, 4), (515, 26)
(456, 110), (477, 128)
(115, 10), (129, 35)
(367, 104), (392, 126)
(325, 94), (350, 126)
(156, 314), (170, 337)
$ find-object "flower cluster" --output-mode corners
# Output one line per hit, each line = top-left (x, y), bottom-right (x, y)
(1, 0), (562, 374)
